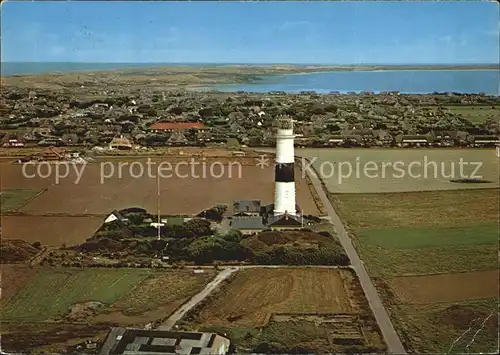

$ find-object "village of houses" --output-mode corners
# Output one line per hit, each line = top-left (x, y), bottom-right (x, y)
(1, 88), (499, 158)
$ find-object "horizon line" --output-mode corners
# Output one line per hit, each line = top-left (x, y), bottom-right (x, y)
(2, 61), (499, 66)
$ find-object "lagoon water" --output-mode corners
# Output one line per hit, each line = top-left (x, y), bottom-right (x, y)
(2, 62), (498, 95)
(211, 70), (499, 95)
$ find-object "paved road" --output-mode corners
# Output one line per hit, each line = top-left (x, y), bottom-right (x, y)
(157, 267), (239, 330)
(305, 165), (407, 354)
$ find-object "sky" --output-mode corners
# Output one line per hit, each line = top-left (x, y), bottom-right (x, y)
(1, 1), (499, 64)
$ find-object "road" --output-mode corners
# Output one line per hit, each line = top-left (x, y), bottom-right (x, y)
(157, 267), (239, 330)
(304, 165), (407, 354)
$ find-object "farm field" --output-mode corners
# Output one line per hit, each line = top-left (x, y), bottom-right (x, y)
(182, 268), (386, 353)
(2, 216), (104, 246)
(1, 267), (150, 322)
(0, 267), (216, 353)
(93, 269), (216, 325)
(296, 148), (499, 193)
(391, 299), (498, 353)
(0, 189), (43, 212)
(0, 264), (38, 300)
(389, 269), (499, 304)
(329, 188), (499, 353)
(0, 156), (319, 247)
(330, 188), (499, 276)
(0, 159), (319, 215)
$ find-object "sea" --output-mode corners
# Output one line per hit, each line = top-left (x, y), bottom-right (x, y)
(2, 62), (499, 95)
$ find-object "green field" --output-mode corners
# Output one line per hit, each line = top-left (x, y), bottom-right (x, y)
(1, 189), (43, 212)
(330, 188), (499, 353)
(356, 223), (498, 276)
(444, 105), (500, 123)
(2, 268), (150, 322)
(392, 299), (498, 354)
(357, 224), (498, 249)
(296, 148), (499, 193)
(331, 189), (499, 276)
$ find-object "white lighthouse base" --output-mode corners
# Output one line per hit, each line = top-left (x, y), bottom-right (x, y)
(274, 182), (296, 216)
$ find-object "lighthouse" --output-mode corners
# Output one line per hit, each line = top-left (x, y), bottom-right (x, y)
(274, 116), (297, 216)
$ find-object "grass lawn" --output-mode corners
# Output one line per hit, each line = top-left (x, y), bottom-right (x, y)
(444, 105), (500, 123)
(392, 298), (498, 354)
(2, 268), (150, 322)
(0, 189), (43, 212)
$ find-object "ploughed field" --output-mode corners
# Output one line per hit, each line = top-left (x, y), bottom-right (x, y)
(296, 148), (499, 193)
(329, 188), (499, 353)
(2, 216), (104, 246)
(181, 268), (386, 353)
(0, 266), (215, 353)
(0, 157), (320, 246)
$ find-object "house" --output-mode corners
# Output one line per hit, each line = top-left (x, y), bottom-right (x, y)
(429, 131), (455, 147)
(327, 135), (344, 146)
(230, 151), (246, 157)
(38, 146), (66, 161)
(104, 210), (129, 224)
(468, 135), (500, 147)
(232, 200), (261, 216)
(149, 122), (208, 133)
(38, 137), (63, 147)
(1, 134), (25, 148)
(167, 131), (188, 146)
(230, 216), (266, 235)
(343, 134), (363, 147)
(66, 151), (81, 159)
(195, 130), (212, 143)
(109, 136), (133, 150)
(267, 213), (303, 231)
(33, 127), (53, 138)
(374, 130), (393, 147)
(396, 135), (429, 147)
(22, 131), (38, 143)
(98, 328), (231, 355)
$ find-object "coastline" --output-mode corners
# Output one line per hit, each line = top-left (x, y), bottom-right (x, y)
(2, 63), (498, 78)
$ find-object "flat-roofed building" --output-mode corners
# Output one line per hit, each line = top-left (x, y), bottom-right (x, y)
(98, 328), (230, 355)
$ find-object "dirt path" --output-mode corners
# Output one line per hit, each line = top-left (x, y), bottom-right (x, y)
(304, 162), (407, 354)
(157, 267), (239, 330)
